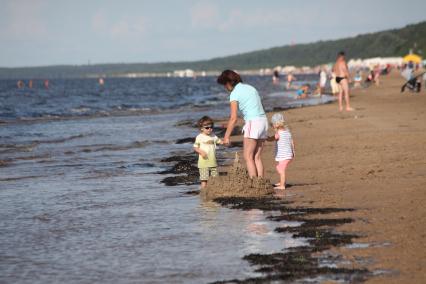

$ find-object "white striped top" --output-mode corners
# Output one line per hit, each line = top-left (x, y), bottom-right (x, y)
(275, 129), (294, 161)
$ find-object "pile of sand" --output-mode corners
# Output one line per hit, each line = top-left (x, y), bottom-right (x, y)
(201, 153), (274, 200)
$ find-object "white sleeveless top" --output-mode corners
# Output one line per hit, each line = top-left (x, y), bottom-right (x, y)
(275, 129), (294, 161)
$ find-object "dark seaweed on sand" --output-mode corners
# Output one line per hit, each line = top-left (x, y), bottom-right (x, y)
(211, 197), (371, 283)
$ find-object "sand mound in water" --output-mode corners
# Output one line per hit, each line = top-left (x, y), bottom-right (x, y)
(201, 153), (274, 200)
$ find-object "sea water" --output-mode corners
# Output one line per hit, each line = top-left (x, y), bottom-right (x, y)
(0, 75), (332, 283)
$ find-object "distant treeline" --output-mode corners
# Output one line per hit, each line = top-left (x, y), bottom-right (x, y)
(1, 21), (425, 79)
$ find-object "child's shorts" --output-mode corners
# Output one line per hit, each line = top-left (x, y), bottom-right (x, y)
(276, 159), (291, 173)
(199, 167), (218, 181)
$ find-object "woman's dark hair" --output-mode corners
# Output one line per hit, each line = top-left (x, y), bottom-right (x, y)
(217, 70), (242, 87)
(197, 116), (214, 128)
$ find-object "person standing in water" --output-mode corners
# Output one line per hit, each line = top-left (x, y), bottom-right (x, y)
(217, 70), (268, 178)
(272, 70), (280, 85)
(286, 72), (296, 89)
(333, 51), (354, 111)
(319, 68), (327, 95)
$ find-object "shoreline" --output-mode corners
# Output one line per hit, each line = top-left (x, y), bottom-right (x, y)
(159, 71), (425, 282)
(259, 71), (426, 283)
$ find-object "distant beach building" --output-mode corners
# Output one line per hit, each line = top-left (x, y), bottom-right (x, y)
(273, 66), (282, 72)
(282, 66), (296, 74)
(348, 57), (403, 69)
(301, 66), (311, 73)
(173, 69), (194, 78)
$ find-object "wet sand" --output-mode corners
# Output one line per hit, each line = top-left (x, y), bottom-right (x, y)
(256, 71), (425, 283)
(162, 72), (425, 282)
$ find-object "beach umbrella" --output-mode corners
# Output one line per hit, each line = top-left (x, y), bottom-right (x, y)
(403, 54), (422, 64)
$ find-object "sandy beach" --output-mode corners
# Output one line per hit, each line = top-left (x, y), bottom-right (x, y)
(254, 71), (426, 282)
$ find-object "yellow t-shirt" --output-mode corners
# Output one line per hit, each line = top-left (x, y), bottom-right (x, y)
(193, 133), (222, 168)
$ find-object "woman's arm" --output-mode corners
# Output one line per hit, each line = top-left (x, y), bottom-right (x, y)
(223, 101), (238, 145)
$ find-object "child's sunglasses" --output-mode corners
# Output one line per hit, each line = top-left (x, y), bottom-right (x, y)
(202, 125), (213, 130)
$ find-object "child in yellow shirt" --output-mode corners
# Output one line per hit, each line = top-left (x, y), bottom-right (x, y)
(193, 116), (223, 188)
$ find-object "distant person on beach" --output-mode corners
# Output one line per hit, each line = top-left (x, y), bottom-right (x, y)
(17, 80), (24, 88)
(373, 65), (381, 86)
(333, 51), (354, 111)
(28, 80), (33, 89)
(193, 116), (223, 188)
(286, 72), (296, 89)
(295, 84), (309, 99)
(401, 62), (414, 81)
(366, 70), (375, 84)
(217, 69), (268, 178)
(319, 68), (327, 94)
(423, 72), (426, 92)
(330, 72), (340, 96)
(267, 113), (295, 191)
(354, 70), (362, 88)
(44, 79), (49, 89)
(272, 70), (280, 84)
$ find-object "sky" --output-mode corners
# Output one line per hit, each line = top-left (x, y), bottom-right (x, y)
(1, 0), (425, 67)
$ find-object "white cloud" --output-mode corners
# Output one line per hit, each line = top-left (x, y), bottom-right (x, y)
(188, 3), (298, 33)
(190, 1), (220, 29)
(90, 10), (146, 39)
(0, 0), (48, 40)
(91, 10), (108, 33)
(218, 8), (300, 32)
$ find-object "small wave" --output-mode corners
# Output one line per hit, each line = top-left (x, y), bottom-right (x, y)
(0, 142), (39, 154)
(1, 108), (156, 125)
(33, 213), (53, 222)
(34, 133), (90, 144)
(266, 91), (295, 98)
(70, 107), (91, 113)
(0, 154), (51, 168)
(10, 153), (51, 161)
(0, 174), (49, 182)
(77, 140), (152, 153)
(0, 160), (10, 167)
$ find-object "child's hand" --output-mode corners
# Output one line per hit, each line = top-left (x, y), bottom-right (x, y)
(200, 150), (208, 159)
(266, 135), (276, 142)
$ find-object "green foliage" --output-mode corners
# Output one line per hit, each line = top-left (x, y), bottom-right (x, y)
(1, 21), (425, 79)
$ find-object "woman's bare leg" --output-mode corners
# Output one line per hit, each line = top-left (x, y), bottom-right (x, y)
(243, 138), (258, 177)
(254, 139), (265, 177)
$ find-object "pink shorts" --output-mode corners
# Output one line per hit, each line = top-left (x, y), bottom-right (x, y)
(243, 117), (268, 139)
(276, 159), (291, 173)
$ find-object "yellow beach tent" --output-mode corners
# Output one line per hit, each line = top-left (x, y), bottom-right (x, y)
(403, 54), (422, 63)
